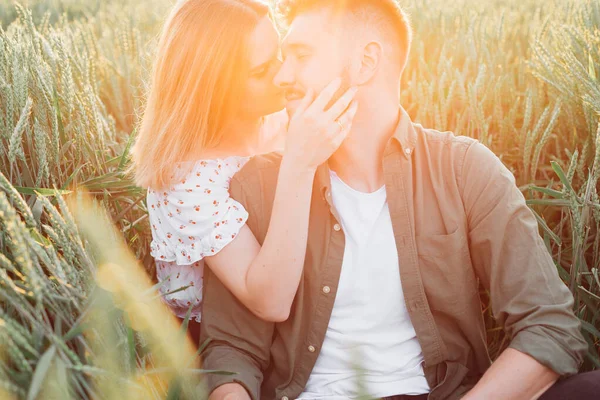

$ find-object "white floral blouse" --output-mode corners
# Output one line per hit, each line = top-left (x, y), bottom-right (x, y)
(147, 156), (251, 322)
(147, 111), (288, 323)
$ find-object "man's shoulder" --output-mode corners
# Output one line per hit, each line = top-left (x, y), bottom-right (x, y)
(412, 123), (483, 174)
(412, 123), (515, 193)
(229, 152), (283, 238)
(411, 123), (510, 187)
(235, 152), (283, 184)
(230, 152), (283, 207)
(416, 123), (505, 165)
(413, 122), (478, 150)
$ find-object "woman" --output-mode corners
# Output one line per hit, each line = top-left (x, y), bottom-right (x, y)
(129, 0), (358, 343)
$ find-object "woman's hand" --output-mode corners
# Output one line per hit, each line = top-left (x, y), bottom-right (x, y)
(283, 77), (359, 172)
(204, 78), (359, 323)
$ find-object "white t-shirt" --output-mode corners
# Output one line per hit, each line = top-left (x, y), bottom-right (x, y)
(298, 171), (430, 400)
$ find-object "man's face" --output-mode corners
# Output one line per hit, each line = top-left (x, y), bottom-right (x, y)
(274, 8), (354, 116)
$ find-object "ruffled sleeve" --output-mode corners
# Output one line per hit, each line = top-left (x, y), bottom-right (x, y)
(148, 159), (249, 265)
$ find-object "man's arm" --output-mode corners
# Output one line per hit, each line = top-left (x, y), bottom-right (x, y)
(200, 172), (275, 400)
(462, 348), (558, 400)
(459, 141), (588, 398)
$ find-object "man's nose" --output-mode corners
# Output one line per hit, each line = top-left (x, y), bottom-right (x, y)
(273, 58), (294, 89)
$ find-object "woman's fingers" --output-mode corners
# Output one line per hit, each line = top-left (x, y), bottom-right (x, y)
(308, 77), (342, 112)
(329, 121), (351, 150)
(283, 79), (358, 171)
(325, 86), (358, 121)
(326, 100), (358, 146)
(295, 88), (315, 116)
(337, 100), (359, 131)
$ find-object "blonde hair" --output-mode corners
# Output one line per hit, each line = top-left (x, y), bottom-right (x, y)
(129, 0), (270, 190)
(277, 0), (412, 72)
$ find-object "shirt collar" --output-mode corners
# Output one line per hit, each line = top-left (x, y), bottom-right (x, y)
(316, 105), (417, 203)
(387, 105), (418, 159)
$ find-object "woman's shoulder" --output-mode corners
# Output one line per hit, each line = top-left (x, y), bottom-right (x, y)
(171, 155), (251, 189)
(181, 155), (250, 173)
(241, 152), (282, 171)
(147, 155), (251, 212)
(147, 155), (251, 265)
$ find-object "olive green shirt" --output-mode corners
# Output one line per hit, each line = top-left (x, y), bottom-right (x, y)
(199, 107), (587, 400)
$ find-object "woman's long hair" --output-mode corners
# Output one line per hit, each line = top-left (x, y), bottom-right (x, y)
(129, 0), (270, 190)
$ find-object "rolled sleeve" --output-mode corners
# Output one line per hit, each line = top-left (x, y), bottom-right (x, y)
(460, 141), (588, 376)
(201, 345), (264, 400)
(509, 324), (583, 376)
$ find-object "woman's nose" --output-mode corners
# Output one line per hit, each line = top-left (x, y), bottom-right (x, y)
(273, 59), (294, 89)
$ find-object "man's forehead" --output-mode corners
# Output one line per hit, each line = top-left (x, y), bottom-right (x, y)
(281, 7), (346, 49)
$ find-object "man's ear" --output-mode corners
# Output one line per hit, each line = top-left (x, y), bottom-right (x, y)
(354, 41), (383, 85)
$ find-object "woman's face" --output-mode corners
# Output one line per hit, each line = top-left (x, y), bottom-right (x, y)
(239, 15), (286, 119)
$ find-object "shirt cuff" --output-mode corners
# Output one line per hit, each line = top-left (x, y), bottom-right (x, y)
(508, 325), (586, 376)
(202, 347), (263, 400)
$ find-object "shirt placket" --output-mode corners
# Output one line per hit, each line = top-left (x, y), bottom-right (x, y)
(383, 146), (449, 381)
(288, 167), (346, 399)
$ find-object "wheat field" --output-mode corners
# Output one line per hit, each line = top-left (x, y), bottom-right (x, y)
(0, 0), (599, 398)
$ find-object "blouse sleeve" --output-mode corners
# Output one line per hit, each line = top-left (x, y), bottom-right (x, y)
(149, 160), (249, 265)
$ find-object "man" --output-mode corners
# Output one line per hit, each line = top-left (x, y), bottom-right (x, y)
(200, 1), (597, 399)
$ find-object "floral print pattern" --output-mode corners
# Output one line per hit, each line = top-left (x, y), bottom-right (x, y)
(147, 156), (250, 322)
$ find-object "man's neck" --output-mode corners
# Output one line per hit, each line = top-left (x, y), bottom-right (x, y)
(328, 99), (400, 193)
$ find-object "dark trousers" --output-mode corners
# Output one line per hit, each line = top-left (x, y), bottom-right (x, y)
(539, 370), (600, 400)
(382, 370), (600, 399)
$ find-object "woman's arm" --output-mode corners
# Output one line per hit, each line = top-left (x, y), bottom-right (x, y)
(204, 160), (314, 321)
(205, 77), (358, 321)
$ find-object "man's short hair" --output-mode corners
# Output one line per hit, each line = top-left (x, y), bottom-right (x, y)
(276, 0), (413, 71)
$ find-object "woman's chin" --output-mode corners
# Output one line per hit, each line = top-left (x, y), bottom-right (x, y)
(284, 99), (302, 116)
(261, 98), (287, 118)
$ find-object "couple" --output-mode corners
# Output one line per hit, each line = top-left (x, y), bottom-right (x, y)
(131, 0), (598, 399)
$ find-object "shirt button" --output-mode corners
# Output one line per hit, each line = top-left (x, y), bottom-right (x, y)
(308, 345), (316, 352)
(333, 224), (341, 231)
(410, 300), (419, 311)
(405, 148), (412, 155)
(322, 286), (331, 294)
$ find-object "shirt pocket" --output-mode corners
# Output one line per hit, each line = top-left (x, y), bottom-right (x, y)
(415, 226), (478, 312)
